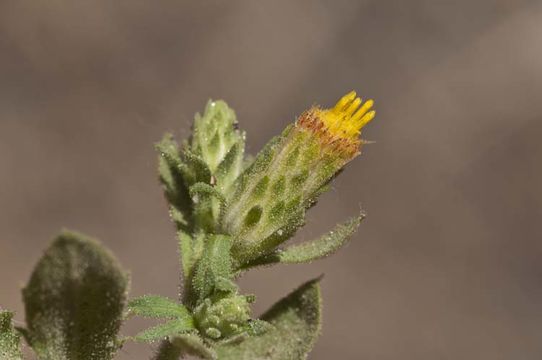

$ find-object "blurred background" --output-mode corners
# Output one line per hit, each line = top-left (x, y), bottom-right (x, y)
(1, 1), (541, 359)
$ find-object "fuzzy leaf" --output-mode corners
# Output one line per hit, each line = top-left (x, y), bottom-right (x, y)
(179, 231), (206, 305)
(170, 334), (216, 359)
(156, 134), (192, 231)
(133, 319), (194, 343)
(180, 150), (212, 187)
(128, 295), (191, 319)
(191, 235), (233, 305)
(0, 311), (23, 360)
(242, 214), (363, 269)
(215, 142), (244, 192)
(189, 182), (226, 206)
(215, 278), (322, 360)
(23, 231), (129, 360)
(154, 335), (216, 360)
(190, 182), (225, 233)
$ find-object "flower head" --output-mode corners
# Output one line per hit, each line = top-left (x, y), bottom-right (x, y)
(221, 91), (375, 264)
(297, 91), (375, 159)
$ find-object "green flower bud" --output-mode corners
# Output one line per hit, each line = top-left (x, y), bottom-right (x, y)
(193, 294), (252, 340)
(191, 100), (246, 194)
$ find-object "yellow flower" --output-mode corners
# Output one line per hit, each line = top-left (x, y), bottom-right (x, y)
(296, 91), (375, 159)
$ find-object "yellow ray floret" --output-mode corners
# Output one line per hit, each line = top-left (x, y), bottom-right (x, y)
(296, 90), (376, 159)
(322, 90), (375, 139)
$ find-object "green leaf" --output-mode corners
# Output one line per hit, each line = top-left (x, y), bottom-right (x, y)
(180, 149), (212, 187)
(156, 134), (192, 232)
(242, 214), (363, 269)
(191, 235), (233, 305)
(154, 335), (216, 360)
(170, 334), (216, 359)
(215, 142), (244, 193)
(133, 318), (194, 343)
(128, 295), (191, 319)
(23, 230), (129, 360)
(215, 278), (322, 360)
(179, 231), (206, 305)
(189, 182), (226, 206)
(0, 311), (23, 360)
(189, 182), (225, 233)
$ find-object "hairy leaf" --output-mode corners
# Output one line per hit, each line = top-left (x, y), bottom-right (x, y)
(23, 231), (129, 360)
(190, 182), (226, 233)
(156, 134), (192, 232)
(215, 278), (322, 360)
(191, 235), (233, 305)
(242, 214), (363, 269)
(128, 295), (191, 319)
(133, 319), (194, 343)
(0, 311), (22, 360)
(154, 335), (216, 360)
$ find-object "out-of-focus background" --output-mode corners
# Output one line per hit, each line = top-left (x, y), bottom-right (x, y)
(1, 1), (541, 359)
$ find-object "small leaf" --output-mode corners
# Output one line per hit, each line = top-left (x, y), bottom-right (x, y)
(214, 276), (238, 294)
(156, 134), (192, 232)
(0, 310), (23, 360)
(191, 235), (233, 305)
(133, 319), (194, 343)
(242, 214), (363, 269)
(189, 182), (226, 206)
(23, 230), (129, 360)
(190, 182), (226, 233)
(215, 278), (322, 360)
(216, 142), (244, 192)
(128, 295), (191, 319)
(154, 335), (216, 360)
(171, 334), (216, 359)
(180, 150), (212, 186)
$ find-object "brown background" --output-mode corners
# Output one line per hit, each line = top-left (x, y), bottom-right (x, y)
(1, 1), (541, 359)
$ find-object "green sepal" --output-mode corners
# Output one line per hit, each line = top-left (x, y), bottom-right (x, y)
(241, 214), (363, 269)
(154, 334), (217, 360)
(0, 310), (23, 360)
(128, 295), (191, 319)
(191, 235), (234, 305)
(23, 230), (129, 360)
(215, 277), (322, 360)
(133, 318), (195, 343)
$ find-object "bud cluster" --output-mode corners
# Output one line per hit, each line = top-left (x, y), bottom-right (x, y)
(146, 91), (374, 352)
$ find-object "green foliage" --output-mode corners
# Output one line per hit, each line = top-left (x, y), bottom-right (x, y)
(0, 311), (23, 360)
(142, 98), (368, 358)
(128, 296), (195, 343)
(155, 334), (216, 360)
(22, 231), (129, 360)
(215, 278), (322, 360)
(241, 214), (363, 269)
(191, 235), (234, 305)
(7, 96), (369, 359)
(128, 295), (191, 319)
(134, 319), (194, 343)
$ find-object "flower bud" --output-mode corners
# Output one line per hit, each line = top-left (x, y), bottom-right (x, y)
(220, 92), (375, 263)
